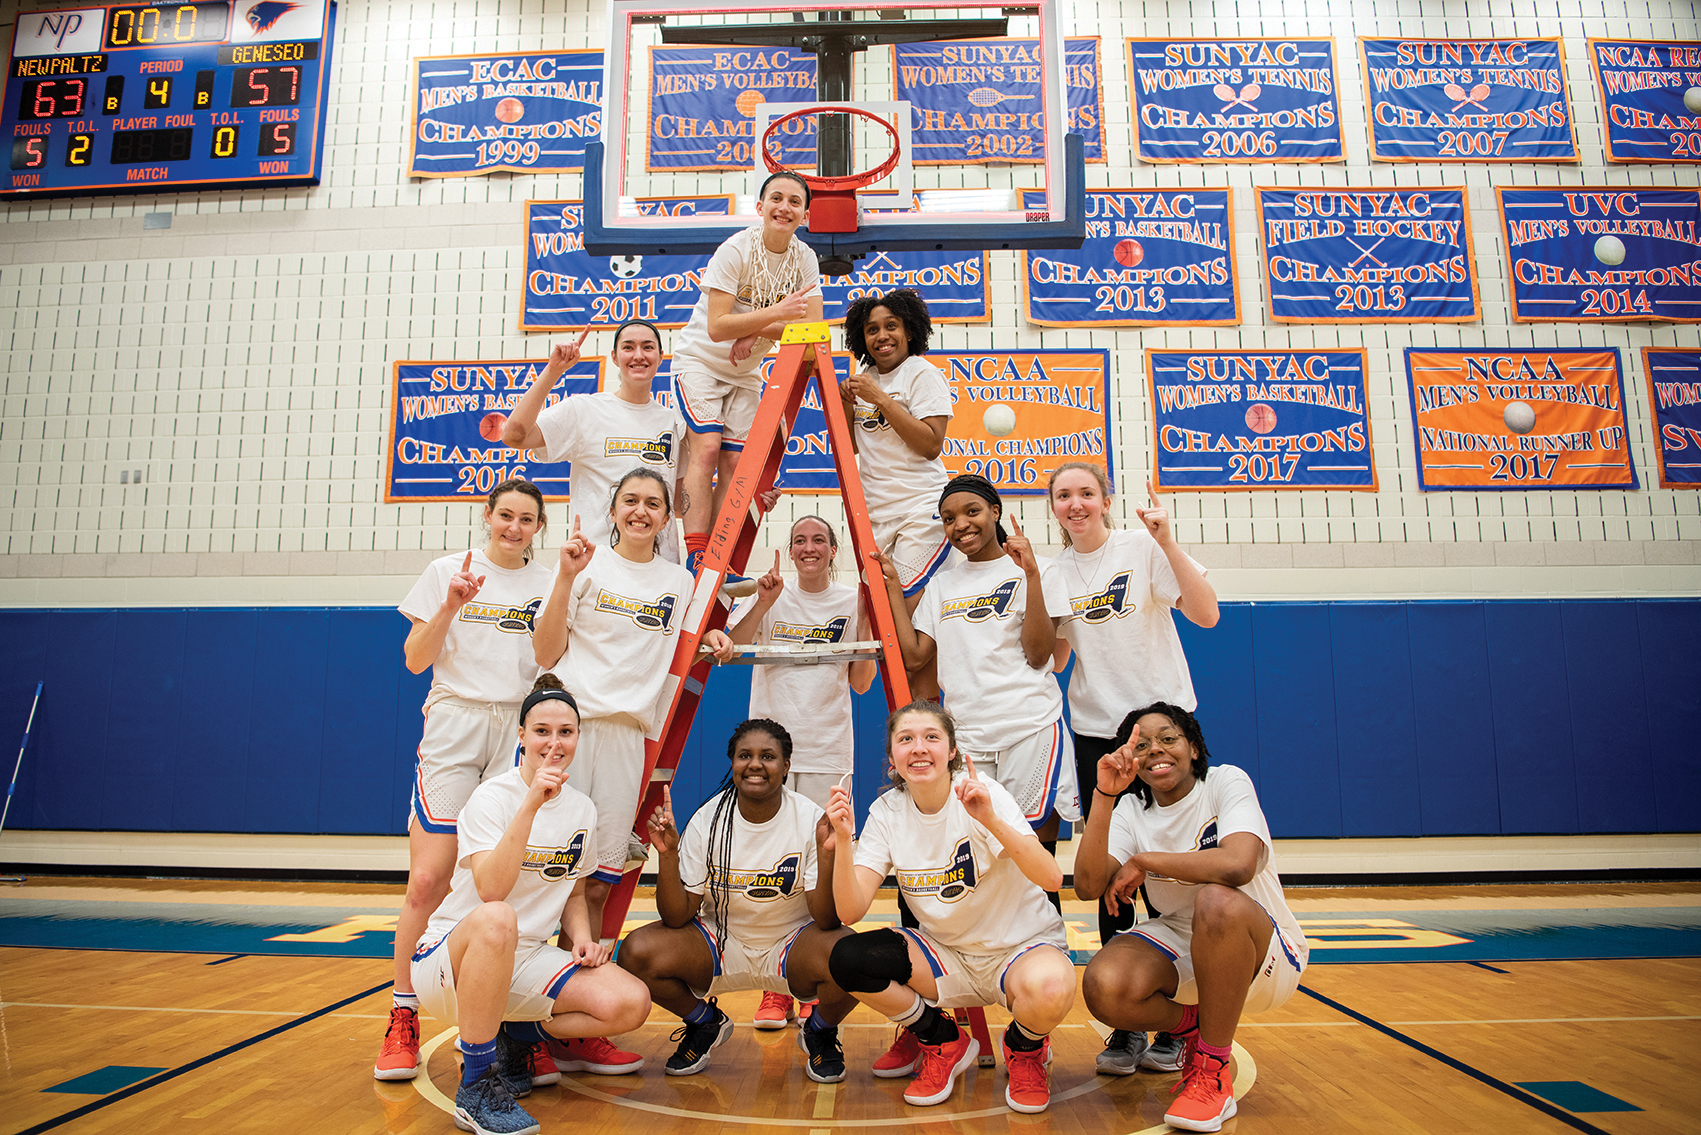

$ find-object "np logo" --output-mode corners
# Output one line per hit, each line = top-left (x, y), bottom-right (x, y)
(733, 853), (802, 901)
(525, 830), (588, 880)
(1074, 572), (1133, 624)
(245, 1), (300, 33)
(594, 589), (677, 632)
(941, 579), (1019, 623)
(898, 838), (978, 902)
(1197, 819), (1219, 851)
(603, 431), (675, 467)
(772, 615), (848, 644)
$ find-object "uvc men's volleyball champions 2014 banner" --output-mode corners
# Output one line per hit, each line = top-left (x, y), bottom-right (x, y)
(1021, 189), (1238, 326)
(1496, 187), (1701, 323)
(409, 52), (604, 176)
(647, 46), (818, 171)
(1403, 349), (1636, 490)
(1357, 38), (1577, 162)
(892, 38), (1105, 164)
(1255, 187), (1480, 323)
(1125, 38), (1344, 163)
(1145, 350), (1375, 490)
(1643, 349), (1701, 488)
(1587, 39), (1701, 163)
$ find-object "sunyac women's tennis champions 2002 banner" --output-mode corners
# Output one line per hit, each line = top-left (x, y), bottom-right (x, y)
(1125, 38), (1343, 163)
(1255, 187), (1480, 323)
(1357, 38), (1577, 162)
(647, 46), (818, 171)
(1403, 348), (1636, 491)
(1642, 349), (1701, 488)
(1145, 350), (1375, 490)
(1021, 189), (1238, 326)
(1587, 39), (1701, 163)
(409, 52), (604, 176)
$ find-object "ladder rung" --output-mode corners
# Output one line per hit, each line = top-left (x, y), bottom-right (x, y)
(724, 640), (887, 666)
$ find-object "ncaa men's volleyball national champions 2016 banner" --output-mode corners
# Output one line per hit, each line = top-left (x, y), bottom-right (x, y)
(1643, 349), (1701, 488)
(1496, 187), (1701, 323)
(1255, 187), (1480, 323)
(1146, 350), (1375, 491)
(892, 38), (1105, 164)
(1404, 349), (1636, 491)
(1358, 38), (1577, 162)
(1021, 189), (1238, 326)
(1588, 39), (1701, 163)
(409, 52), (604, 176)
(647, 46), (818, 171)
(1125, 38), (1344, 163)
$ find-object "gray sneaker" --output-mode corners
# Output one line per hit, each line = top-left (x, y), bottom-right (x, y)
(1140, 1031), (1186, 1072)
(1095, 1029), (1149, 1075)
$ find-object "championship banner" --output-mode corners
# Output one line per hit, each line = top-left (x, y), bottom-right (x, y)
(1642, 349), (1701, 488)
(1125, 38), (1344, 163)
(821, 250), (988, 324)
(646, 45), (818, 171)
(409, 52), (604, 177)
(1020, 188), (1238, 326)
(1588, 39), (1701, 163)
(892, 38), (1105, 164)
(1497, 187), (1701, 324)
(1255, 186), (1480, 323)
(1404, 348), (1636, 490)
(386, 359), (603, 502)
(1358, 38), (1577, 162)
(1146, 349), (1375, 490)
(521, 197), (731, 332)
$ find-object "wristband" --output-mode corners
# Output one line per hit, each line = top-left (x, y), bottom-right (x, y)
(1095, 787), (1120, 799)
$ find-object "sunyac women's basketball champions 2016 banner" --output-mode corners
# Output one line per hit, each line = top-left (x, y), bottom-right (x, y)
(1642, 349), (1701, 488)
(1124, 38), (1343, 163)
(1357, 38), (1577, 162)
(409, 52), (604, 176)
(1021, 189), (1238, 326)
(1587, 39), (1701, 163)
(1145, 350), (1375, 490)
(647, 45), (818, 171)
(1403, 349), (1636, 491)
(1255, 187), (1480, 323)
(1496, 186), (1701, 323)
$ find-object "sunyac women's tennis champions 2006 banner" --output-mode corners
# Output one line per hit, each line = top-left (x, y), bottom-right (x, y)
(1403, 348), (1636, 491)
(409, 52), (604, 176)
(647, 46), (818, 171)
(1587, 39), (1701, 163)
(1357, 38), (1577, 162)
(1642, 349), (1701, 488)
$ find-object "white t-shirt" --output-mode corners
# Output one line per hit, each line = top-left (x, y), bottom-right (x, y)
(670, 227), (824, 388)
(1106, 764), (1307, 968)
(423, 767), (598, 949)
(850, 355), (953, 524)
(913, 555), (1071, 751)
(855, 775), (1066, 954)
(550, 551), (694, 732)
(399, 551), (554, 707)
(1056, 529), (1205, 737)
(532, 390), (687, 547)
(678, 787), (822, 948)
(746, 582), (862, 775)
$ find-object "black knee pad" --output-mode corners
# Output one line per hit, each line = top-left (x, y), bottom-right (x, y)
(828, 928), (913, 994)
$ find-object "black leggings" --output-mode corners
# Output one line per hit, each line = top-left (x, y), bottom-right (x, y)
(1076, 731), (1140, 944)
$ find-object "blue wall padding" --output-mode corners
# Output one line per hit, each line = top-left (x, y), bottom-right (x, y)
(0, 599), (1693, 840)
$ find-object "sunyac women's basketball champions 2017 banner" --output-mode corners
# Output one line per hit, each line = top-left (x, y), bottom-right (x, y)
(1145, 350), (1375, 490)
(1124, 38), (1344, 163)
(1587, 39), (1701, 163)
(1357, 37), (1577, 162)
(1403, 349), (1636, 491)
(409, 51), (604, 176)
(1642, 349), (1701, 488)
(647, 46), (818, 171)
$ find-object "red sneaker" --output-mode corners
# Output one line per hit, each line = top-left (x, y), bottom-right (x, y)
(903, 1033), (978, 1106)
(529, 1042), (562, 1086)
(871, 1026), (922, 1078)
(753, 991), (795, 1030)
(1002, 1037), (1051, 1114)
(1164, 1053), (1236, 1133)
(373, 1006), (421, 1081)
(547, 1035), (645, 1074)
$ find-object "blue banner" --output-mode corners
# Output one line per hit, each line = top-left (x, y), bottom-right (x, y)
(1021, 188), (1237, 326)
(646, 45), (817, 171)
(1643, 348), (1701, 488)
(822, 250), (988, 324)
(409, 51), (602, 176)
(1358, 38), (1576, 162)
(521, 196), (730, 332)
(892, 38), (1104, 164)
(1588, 39), (1701, 163)
(1256, 187), (1479, 323)
(1125, 38), (1343, 163)
(1497, 187), (1701, 324)
(1145, 349), (1375, 490)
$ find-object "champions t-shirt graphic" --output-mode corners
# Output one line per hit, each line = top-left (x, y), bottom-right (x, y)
(1068, 571), (1133, 624)
(939, 578), (1020, 623)
(770, 615), (849, 645)
(603, 430), (676, 467)
(679, 789), (823, 945)
(895, 837), (979, 902)
(522, 829), (589, 880)
(707, 851), (803, 901)
(593, 588), (678, 632)
(457, 596), (544, 632)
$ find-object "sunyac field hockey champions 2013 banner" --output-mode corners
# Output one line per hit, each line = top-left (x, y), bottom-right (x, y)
(1145, 350), (1375, 490)
(1357, 38), (1577, 162)
(1404, 349), (1636, 491)
(1642, 349), (1701, 488)
(1255, 187), (1480, 323)
(1587, 39), (1701, 163)
(409, 52), (604, 176)
(647, 46), (817, 171)
(1125, 38), (1343, 163)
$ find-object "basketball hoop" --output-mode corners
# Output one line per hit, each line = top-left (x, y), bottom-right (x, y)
(761, 106), (901, 235)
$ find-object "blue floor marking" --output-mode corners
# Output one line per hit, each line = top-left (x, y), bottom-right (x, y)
(43, 1066), (166, 1095)
(1515, 1082), (1643, 1113)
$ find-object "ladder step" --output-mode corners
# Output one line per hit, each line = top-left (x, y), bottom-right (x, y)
(724, 641), (886, 666)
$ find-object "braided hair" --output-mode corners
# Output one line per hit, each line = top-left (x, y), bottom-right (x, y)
(702, 718), (794, 936)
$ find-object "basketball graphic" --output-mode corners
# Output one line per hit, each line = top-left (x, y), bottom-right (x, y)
(480, 411), (508, 442)
(1114, 239), (1143, 267)
(1245, 404), (1277, 434)
(735, 90), (766, 117)
(494, 98), (525, 124)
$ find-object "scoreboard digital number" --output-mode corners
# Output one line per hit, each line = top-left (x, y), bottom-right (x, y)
(3, 0), (334, 197)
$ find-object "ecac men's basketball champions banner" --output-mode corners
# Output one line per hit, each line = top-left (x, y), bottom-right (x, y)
(1642, 349), (1701, 488)
(409, 52), (604, 176)
(647, 46), (818, 171)
(1588, 39), (1701, 163)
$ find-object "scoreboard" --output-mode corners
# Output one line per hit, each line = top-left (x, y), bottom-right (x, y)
(3, 0), (335, 197)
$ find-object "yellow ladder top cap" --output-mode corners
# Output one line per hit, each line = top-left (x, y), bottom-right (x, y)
(781, 322), (832, 344)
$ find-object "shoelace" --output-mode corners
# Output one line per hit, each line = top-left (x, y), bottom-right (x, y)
(1170, 1057), (1228, 1101)
(383, 1009), (419, 1050)
(1007, 1046), (1048, 1089)
(669, 1018), (719, 1057)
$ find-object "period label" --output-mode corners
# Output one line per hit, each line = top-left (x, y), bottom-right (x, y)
(646, 45), (816, 171)
(1643, 349), (1701, 488)
(408, 51), (602, 176)
(1588, 39), (1701, 163)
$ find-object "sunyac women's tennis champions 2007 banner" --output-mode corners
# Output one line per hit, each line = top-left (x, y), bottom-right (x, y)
(1145, 350), (1375, 490)
(647, 46), (818, 171)
(1587, 39), (1701, 163)
(1403, 349), (1636, 491)
(1125, 38), (1344, 163)
(1642, 349), (1701, 488)
(1357, 38), (1577, 162)
(409, 52), (604, 176)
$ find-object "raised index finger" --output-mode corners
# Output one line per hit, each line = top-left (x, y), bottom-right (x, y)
(1007, 514), (1024, 537)
(461, 550), (473, 573)
(574, 325), (593, 347)
(1146, 478), (1162, 508)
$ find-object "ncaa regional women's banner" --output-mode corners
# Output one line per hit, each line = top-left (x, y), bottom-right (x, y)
(1588, 39), (1701, 163)
(1643, 349), (1701, 488)
(409, 52), (604, 176)
(647, 46), (818, 171)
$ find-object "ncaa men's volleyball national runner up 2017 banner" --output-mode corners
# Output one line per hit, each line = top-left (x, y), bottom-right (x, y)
(1404, 349), (1636, 491)
(1124, 38), (1344, 163)
(387, 359), (602, 502)
(1357, 38), (1577, 162)
(646, 45), (817, 172)
(1146, 350), (1375, 491)
(1643, 349), (1701, 488)
(1588, 39), (1701, 163)
(1021, 188), (1238, 326)
(408, 51), (603, 176)
(891, 38), (1104, 164)
(1256, 187), (1480, 323)
(1496, 186), (1701, 323)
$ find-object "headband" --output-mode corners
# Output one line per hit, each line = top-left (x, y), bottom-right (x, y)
(939, 473), (1002, 513)
(521, 687), (579, 725)
(612, 318), (664, 350)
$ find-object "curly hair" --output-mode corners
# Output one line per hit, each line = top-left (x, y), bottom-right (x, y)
(1113, 702), (1212, 809)
(842, 288), (933, 369)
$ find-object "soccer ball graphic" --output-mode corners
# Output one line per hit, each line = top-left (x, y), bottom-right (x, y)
(609, 255), (643, 278)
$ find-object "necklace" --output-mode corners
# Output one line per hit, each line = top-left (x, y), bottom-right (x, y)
(1066, 534), (1112, 594)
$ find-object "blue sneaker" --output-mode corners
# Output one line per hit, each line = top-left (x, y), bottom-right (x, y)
(686, 548), (759, 599)
(666, 1000), (734, 1075)
(454, 1066), (540, 1135)
(492, 1030), (534, 1099)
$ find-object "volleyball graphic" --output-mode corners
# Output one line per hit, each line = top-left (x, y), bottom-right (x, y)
(494, 98), (525, 123)
(1114, 239), (1144, 267)
(1245, 403), (1277, 434)
(480, 412), (508, 442)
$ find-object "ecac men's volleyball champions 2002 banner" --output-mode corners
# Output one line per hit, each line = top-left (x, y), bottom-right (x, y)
(1643, 349), (1701, 489)
(1588, 39), (1701, 163)
(647, 46), (818, 171)
(409, 52), (604, 176)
